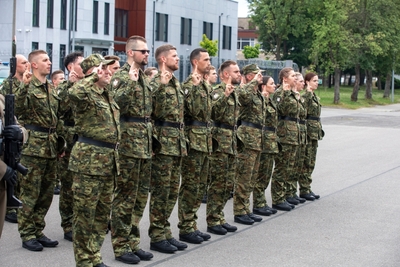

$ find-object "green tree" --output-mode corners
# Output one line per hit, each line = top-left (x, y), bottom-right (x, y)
(243, 43), (260, 59)
(199, 34), (218, 57)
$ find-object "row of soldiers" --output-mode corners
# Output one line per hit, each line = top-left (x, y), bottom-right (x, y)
(0, 34), (323, 267)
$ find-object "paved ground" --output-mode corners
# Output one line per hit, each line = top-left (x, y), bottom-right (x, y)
(2, 104), (400, 267)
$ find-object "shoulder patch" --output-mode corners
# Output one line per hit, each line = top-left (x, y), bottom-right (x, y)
(276, 97), (281, 102)
(113, 79), (120, 88)
(184, 89), (189, 95)
(213, 93), (220, 100)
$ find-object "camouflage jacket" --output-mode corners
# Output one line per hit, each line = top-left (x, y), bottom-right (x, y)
(0, 76), (19, 95)
(210, 82), (240, 155)
(68, 73), (120, 176)
(57, 80), (76, 152)
(273, 88), (300, 145)
(236, 80), (265, 151)
(15, 75), (61, 158)
(151, 73), (187, 157)
(262, 96), (279, 154)
(183, 74), (213, 153)
(302, 90), (324, 141)
(298, 95), (308, 145)
(111, 63), (152, 159)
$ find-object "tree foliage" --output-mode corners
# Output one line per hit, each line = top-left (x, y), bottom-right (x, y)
(243, 43), (261, 59)
(199, 34), (218, 57)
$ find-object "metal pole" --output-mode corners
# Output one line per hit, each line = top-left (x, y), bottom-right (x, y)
(218, 13), (223, 66)
(12, 0), (16, 54)
(71, 0), (76, 52)
(152, 0), (156, 65)
(391, 58), (395, 103)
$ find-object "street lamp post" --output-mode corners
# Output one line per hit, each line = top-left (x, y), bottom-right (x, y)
(218, 13), (223, 67)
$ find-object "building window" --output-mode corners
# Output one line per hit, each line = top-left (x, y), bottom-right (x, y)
(237, 38), (256, 50)
(92, 1), (98, 34)
(115, 9), (128, 38)
(47, 0), (54, 28)
(32, 0), (40, 27)
(155, 13), (168, 42)
(32, 42), (39, 51)
(222, 25), (232, 50)
(46, 43), (53, 75)
(180, 18), (192, 45)
(60, 44), (66, 71)
(60, 0), (67, 30)
(70, 0), (78, 31)
(203, 22), (213, 40)
(104, 3), (110, 35)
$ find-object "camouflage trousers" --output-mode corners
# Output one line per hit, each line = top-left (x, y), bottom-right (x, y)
(271, 144), (298, 204)
(287, 143), (306, 198)
(299, 139), (319, 195)
(111, 157), (150, 257)
(233, 148), (261, 215)
(72, 173), (114, 267)
(18, 156), (56, 242)
(178, 149), (209, 234)
(149, 154), (182, 242)
(6, 174), (20, 215)
(252, 153), (275, 209)
(206, 152), (236, 227)
(58, 152), (74, 233)
(130, 158), (151, 252)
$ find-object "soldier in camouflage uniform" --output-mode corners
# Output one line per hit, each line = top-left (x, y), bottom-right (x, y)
(233, 64), (264, 225)
(299, 72), (324, 201)
(68, 54), (119, 267)
(271, 67), (300, 212)
(206, 60), (240, 235)
(0, 54), (29, 224)
(110, 35), (153, 264)
(15, 50), (62, 251)
(178, 48), (213, 244)
(286, 73), (307, 205)
(252, 76), (279, 216)
(148, 44), (188, 253)
(57, 52), (85, 242)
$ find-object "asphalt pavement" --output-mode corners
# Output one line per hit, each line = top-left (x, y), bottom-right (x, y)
(2, 103), (400, 267)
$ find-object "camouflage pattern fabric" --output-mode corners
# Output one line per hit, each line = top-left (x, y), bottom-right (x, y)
(299, 139), (318, 194)
(72, 173), (114, 266)
(149, 155), (182, 242)
(252, 96), (279, 208)
(149, 73), (186, 243)
(68, 73), (120, 267)
(178, 76), (212, 234)
(18, 156), (57, 241)
(287, 95), (307, 198)
(0, 76), (19, 95)
(206, 83), (239, 227)
(130, 159), (151, 252)
(233, 81), (264, 215)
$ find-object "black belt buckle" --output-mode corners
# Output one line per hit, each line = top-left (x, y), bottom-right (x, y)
(207, 122), (213, 128)
(144, 117), (151, 123)
(179, 122), (185, 129)
(114, 142), (119, 150)
(234, 125), (238, 131)
(49, 127), (56, 134)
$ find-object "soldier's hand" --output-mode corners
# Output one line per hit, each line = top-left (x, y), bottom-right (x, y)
(159, 62), (172, 85)
(253, 71), (263, 84)
(69, 63), (80, 83)
(224, 76), (234, 97)
(191, 65), (202, 86)
(22, 69), (32, 85)
(3, 125), (23, 141)
(129, 63), (139, 81)
(3, 166), (17, 187)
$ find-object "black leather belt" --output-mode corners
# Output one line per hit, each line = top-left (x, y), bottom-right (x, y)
(239, 120), (263, 130)
(263, 126), (276, 132)
(279, 116), (299, 123)
(120, 116), (151, 123)
(299, 120), (306, 125)
(76, 136), (119, 150)
(307, 116), (320, 121)
(185, 120), (213, 128)
(25, 124), (56, 134)
(154, 120), (185, 129)
(213, 122), (237, 130)
(64, 121), (75, 127)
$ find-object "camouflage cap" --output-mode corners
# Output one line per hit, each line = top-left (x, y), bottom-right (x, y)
(80, 54), (116, 74)
(242, 64), (265, 75)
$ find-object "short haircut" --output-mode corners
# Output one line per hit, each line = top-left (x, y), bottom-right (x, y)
(189, 48), (208, 64)
(126, 35), (147, 51)
(155, 44), (176, 62)
(305, 72), (318, 83)
(63, 51), (84, 69)
(51, 70), (64, 80)
(144, 67), (158, 76)
(28, 50), (47, 63)
(104, 55), (120, 61)
(218, 60), (237, 75)
(204, 65), (216, 76)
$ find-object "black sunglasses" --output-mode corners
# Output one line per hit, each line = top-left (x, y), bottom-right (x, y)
(131, 49), (150, 54)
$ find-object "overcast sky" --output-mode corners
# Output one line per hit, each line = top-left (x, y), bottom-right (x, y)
(237, 0), (249, 17)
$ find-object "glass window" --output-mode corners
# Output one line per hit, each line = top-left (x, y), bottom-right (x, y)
(32, 0), (40, 27)
(155, 13), (168, 42)
(104, 3), (110, 35)
(115, 9), (128, 38)
(222, 26), (232, 50)
(32, 42), (39, 51)
(180, 18), (192, 45)
(203, 22), (213, 40)
(47, 0), (54, 28)
(59, 44), (66, 71)
(60, 0), (67, 30)
(92, 1), (98, 34)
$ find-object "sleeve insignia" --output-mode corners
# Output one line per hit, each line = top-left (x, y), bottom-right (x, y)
(113, 79), (119, 88)
(276, 97), (281, 102)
